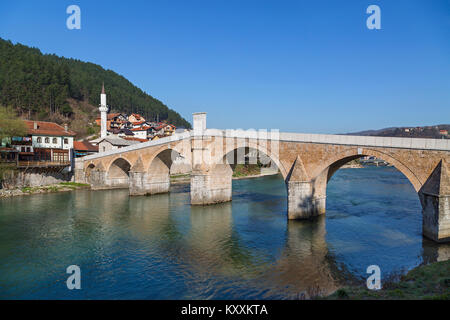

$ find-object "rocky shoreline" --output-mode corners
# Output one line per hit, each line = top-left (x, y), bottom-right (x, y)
(0, 182), (90, 198)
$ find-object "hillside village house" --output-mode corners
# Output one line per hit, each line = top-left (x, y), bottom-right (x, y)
(95, 113), (128, 130)
(99, 119), (177, 142)
(130, 126), (152, 139)
(132, 121), (152, 128)
(128, 113), (145, 123)
(0, 120), (76, 164)
(97, 136), (140, 153)
(109, 128), (135, 138)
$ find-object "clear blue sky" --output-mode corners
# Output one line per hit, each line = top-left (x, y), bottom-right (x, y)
(0, 0), (449, 133)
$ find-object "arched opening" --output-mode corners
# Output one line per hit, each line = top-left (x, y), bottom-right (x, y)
(107, 158), (131, 188)
(206, 146), (283, 203)
(312, 154), (434, 278)
(314, 153), (423, 236)
(146, 148), (183, 194)
(311, 152), (421, 202)
(85, 163), (95, 184)
(214, 146), (280, 175)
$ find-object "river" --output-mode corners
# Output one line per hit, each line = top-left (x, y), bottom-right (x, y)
(0, 166), (448, 299)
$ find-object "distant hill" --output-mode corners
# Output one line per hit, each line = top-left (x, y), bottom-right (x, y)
(0, 38), (191, 137)
(346, 125), (450, 139)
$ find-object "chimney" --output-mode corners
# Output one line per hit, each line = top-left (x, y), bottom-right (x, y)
(64, 124), (68, 132)
(33, 122), (38, 130)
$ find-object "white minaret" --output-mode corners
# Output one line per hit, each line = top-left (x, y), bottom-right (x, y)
(99, 82), (108, 138)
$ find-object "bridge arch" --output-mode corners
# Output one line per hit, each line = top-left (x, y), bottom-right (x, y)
(128, 145), (190, 196)
(107, 157), (132, 188)
(85, 163), (95, 184)
(210, 141), (287, 180)
(106, 155), (133, 174)
(192, 145), (285, 205)
(310, 148), (422, 192)
(293, 148), (425, 223)
(286, 148), (426, 221)
(144, 145), (188, 173)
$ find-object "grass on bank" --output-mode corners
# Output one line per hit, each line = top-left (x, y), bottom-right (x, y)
(170, 173), (190, 179)
(59, 182), (90, 187)
(21, 182), (90, 193)
(326, 259), (450, 300)
(232, 164), (261, 178)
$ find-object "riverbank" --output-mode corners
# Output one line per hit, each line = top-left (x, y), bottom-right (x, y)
(325, 259), (450, 300)
(341, 163), (365, 168)
(341, 159), (364, 169)
(0, 182), (90, 198)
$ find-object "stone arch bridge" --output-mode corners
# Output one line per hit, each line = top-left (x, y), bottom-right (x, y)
(75, 113), (450, 243)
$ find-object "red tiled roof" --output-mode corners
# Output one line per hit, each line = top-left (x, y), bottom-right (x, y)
(73, 141), (99, 152)
(154, 124), (168, 131)
(24, 120), (76, 137)
(130, 126), (151, 131)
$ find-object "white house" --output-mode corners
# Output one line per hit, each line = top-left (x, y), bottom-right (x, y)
(130, 127), (150, 139)
(25, 121), (75, 150)
(11, 120), (77, 163)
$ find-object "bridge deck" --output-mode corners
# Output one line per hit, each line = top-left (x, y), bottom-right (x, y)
(78, 129), (450, 162)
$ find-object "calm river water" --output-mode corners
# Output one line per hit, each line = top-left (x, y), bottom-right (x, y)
(0, 166), (449, 299)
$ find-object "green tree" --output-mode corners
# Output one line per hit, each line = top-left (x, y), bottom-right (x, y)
(0, 106), (27, 143)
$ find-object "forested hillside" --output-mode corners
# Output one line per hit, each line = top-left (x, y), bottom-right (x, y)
(0, 38), (191, 135)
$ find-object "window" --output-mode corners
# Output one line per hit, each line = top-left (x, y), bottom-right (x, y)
(45, 137), (50, 143)
(37, 137), (42, 143)
(64, 138), (68, 145)
(53, 138), (57, 144)
(26, 147), (30, 152)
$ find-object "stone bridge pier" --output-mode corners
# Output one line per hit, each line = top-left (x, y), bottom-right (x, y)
(286, 156), (327, 219)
